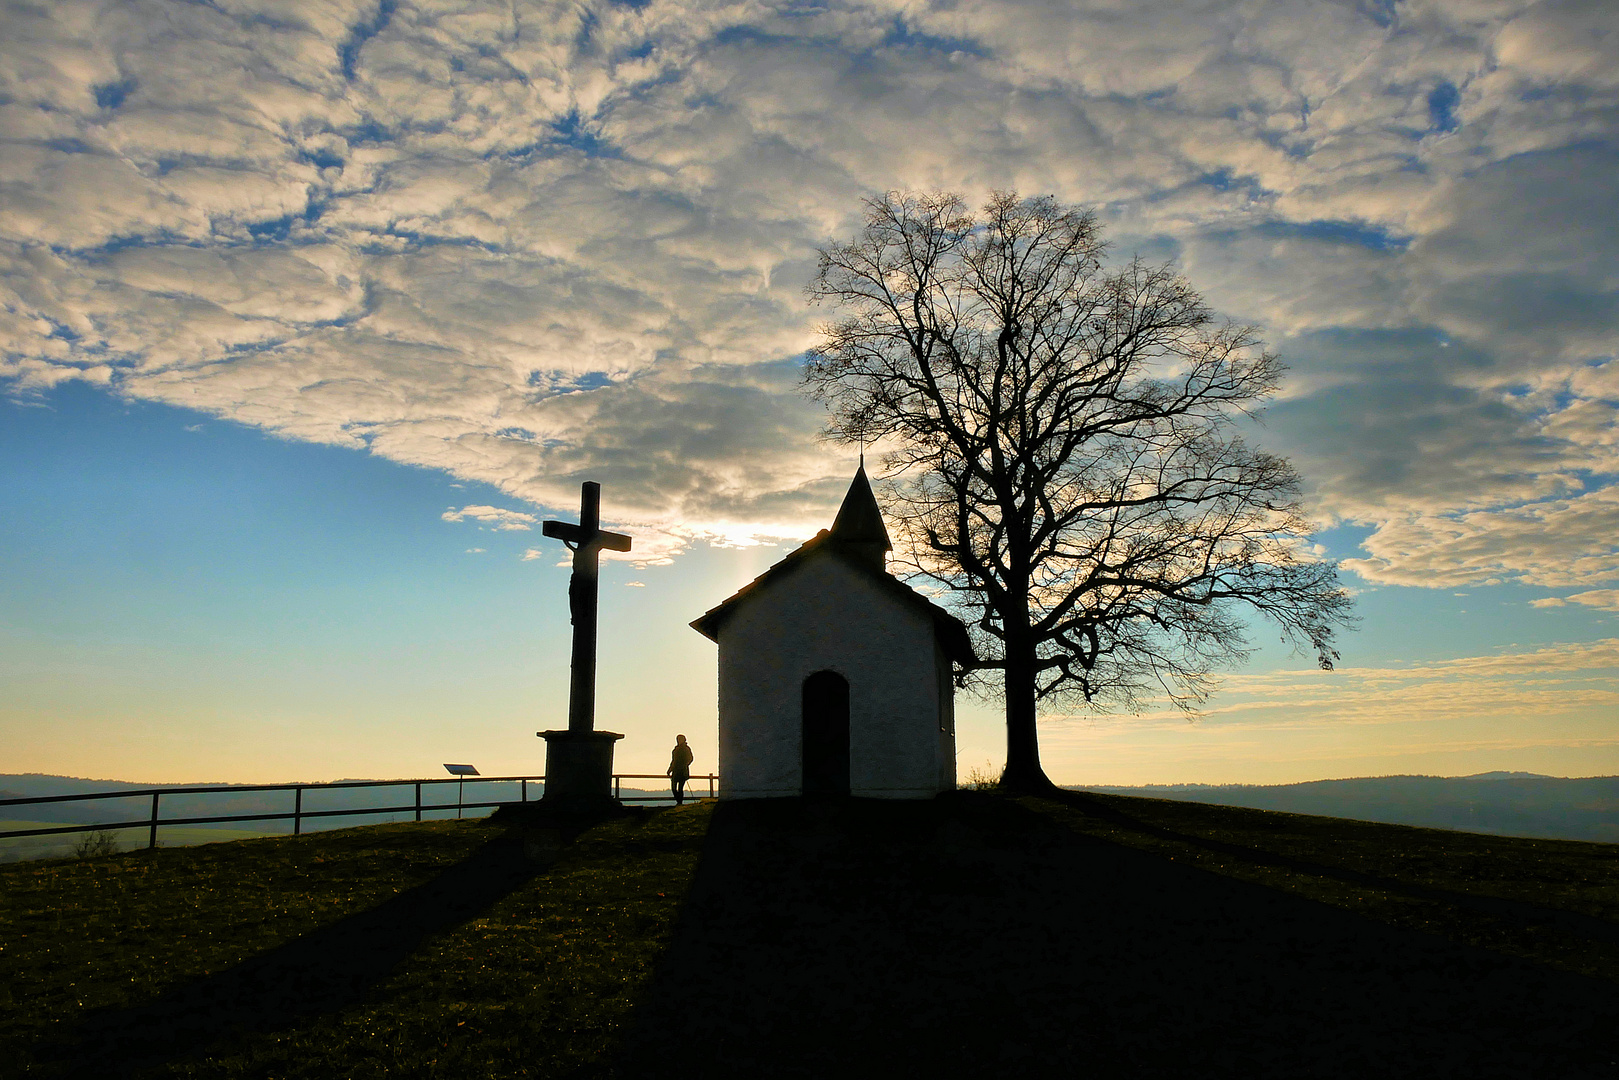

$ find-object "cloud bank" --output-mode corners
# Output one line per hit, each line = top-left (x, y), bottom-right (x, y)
(1056, 637), (1619, 728)
(2, 0), (1615, 586)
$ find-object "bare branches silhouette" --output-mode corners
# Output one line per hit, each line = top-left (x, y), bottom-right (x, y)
(806, 191), (1354, 791)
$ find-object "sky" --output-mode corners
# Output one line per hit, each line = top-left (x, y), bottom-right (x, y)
(3, 0), (1618, 786)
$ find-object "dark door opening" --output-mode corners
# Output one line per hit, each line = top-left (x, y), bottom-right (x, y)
(801, 670), (850, 796)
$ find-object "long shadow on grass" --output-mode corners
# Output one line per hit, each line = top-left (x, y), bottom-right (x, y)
(617, 794), (1619, 1080)
(1055, 789), (1619, 946)
(37, 829), (550, 1077)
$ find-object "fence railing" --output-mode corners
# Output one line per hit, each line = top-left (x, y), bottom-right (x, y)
(612, 774), (716, 802)
(0, 773), (721, 850)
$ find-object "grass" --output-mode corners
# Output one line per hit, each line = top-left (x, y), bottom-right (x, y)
(3, 792), (1618, 1077)
(1, 804), (712, 1078)
(0, 823), (285, 864)
(1029, 791), (1619, 983)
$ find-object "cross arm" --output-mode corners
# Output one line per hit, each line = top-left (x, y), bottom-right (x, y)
(542, 520), (585, 543)
(542, 519), (631, 553)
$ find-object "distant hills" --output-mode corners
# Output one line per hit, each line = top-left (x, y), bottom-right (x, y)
(0, 773), (694, 862)
(1073, 773), (1619, 843)
(0, 773), (552, 830)
(0, 773), (538, 861)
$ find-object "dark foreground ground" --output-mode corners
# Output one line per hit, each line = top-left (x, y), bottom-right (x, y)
(5, 791), (1618, 1078)
(622, 794), (1619, 1079)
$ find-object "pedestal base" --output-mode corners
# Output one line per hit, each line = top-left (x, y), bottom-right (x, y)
(538, 730), (624, 810)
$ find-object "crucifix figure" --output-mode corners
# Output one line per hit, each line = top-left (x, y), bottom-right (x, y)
(536, 481), (631, 807)
(542, 481), (632, 734)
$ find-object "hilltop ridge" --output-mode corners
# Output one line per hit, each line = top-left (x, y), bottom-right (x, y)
(1075, 773), (1619, 843)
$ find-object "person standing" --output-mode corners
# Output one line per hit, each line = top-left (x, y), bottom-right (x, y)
(667, 734), (694, 805)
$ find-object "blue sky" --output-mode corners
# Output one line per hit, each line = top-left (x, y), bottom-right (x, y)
(3, 0), (1618, 784)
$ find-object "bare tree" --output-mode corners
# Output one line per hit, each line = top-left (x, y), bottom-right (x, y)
(805, 191), (1354, 792)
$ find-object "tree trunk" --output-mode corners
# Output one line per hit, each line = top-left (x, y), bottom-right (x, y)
(999, 620), (1058, 794)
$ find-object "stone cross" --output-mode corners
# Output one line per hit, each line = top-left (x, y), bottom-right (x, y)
(536, 482), (630, 808)
(541, 481), (632, 734)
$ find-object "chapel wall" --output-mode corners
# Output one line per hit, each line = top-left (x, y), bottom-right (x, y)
(716, 550), (950, 799)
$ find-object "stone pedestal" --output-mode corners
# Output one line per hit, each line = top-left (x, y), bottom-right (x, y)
(538, 730), (624, 809)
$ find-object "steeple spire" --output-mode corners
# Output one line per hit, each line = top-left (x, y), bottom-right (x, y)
(829, 463), (891, 571)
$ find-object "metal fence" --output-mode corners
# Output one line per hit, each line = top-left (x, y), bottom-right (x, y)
(612, 773), (716, 802)
(0, 773), (720, 850)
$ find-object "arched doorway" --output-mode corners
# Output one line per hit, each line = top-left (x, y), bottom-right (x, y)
(801, 670), (850, 796)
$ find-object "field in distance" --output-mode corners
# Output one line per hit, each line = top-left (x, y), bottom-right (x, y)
(0, 776), (700, 863)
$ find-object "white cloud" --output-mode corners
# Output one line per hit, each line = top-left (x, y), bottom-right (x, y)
(1342, 485), (1619, 589)
(441, 505), (537, 529)
(0, 0), (1614, 584)
(1058, 638), (1619, 727)
(1533, 590), (1619, 612)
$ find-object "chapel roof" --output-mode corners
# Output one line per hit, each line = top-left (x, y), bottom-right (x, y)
(828, 464), (892, 550)
(689, 469), (974, 666)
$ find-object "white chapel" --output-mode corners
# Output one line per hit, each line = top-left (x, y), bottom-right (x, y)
(690, 466), (974, 799)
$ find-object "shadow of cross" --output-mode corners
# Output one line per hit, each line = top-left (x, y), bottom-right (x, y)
(39, 833), (548, 1076)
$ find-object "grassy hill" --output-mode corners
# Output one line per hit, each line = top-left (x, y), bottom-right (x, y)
(3, 792), (1618, 1078)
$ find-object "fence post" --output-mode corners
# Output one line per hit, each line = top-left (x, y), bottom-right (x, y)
(294, 787), (303, 835)
(149, 792), (160, 849)
(415, 782), (422, 822)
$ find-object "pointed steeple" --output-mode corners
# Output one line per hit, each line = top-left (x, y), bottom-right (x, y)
(829, 464), (892, 571)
